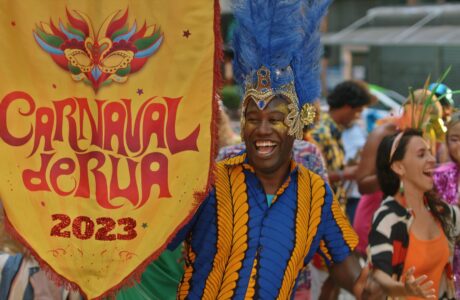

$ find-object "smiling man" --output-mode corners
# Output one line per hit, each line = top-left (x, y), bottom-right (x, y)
(169, 92), (372, 299)
(243, 96), (295, 197)
(165, 0), (384, 299)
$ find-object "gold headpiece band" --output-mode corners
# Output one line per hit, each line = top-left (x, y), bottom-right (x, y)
(240, 66), (316, 140)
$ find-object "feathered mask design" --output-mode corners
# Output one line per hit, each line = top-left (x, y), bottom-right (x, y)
(33, 8), (163, 92)
(232, 0), (331, 139)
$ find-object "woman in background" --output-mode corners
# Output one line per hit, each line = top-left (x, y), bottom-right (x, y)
(369, 129), (458, 299)
(354, 90), (441, 258)
(433, 112), (460, 299)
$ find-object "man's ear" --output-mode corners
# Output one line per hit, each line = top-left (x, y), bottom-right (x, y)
(390, 161), (405, 177)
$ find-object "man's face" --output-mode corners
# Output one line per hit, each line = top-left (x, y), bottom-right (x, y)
(342, 105), (364, 127)
(243, 96), (294, 175)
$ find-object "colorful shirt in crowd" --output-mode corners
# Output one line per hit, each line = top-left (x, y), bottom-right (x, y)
(310, 113), (346, 202)
(169, 152), (358, 299)
(0, 253), (78, 300)
(369, 197), (459, 299)
(433, 162), (460, 299)
(218, 140), (328, 293)
(0, 254), (38, 300)
(434, 162), (460, 205)
(116, 141), (328, 299)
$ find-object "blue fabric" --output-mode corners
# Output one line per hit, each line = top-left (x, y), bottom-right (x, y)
(186, 191), (218, 298)
(170, 153), (356, 299)
(23, 267), (39, 300)
(321, 185), (356, 265)
(0, 254), (23, 300)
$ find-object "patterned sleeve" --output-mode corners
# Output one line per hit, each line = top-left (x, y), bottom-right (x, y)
(310, 129), (323, 153)
(294, 141), (328, 182)
(307, 143), (328, 181)
(217, 143), (245, 161)
(433, 163), (458, 205)
(167, 191), (213, 250)
(318, 184), (358, 265)
(0, 253), (34, 299)
(368, 207), (397, 276)
(433, 168), (448, 193)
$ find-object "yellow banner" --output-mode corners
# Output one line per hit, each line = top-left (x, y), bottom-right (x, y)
(0, 0), (218, 298)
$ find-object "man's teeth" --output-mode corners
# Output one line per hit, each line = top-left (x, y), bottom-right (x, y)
(256, 141), (276, 147)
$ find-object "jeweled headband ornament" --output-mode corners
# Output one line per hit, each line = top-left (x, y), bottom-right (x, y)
(232, 0), (331, 140)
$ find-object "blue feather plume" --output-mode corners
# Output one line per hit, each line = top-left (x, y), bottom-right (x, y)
(232, 0), (332, 105)
(293, 0), (332, 106)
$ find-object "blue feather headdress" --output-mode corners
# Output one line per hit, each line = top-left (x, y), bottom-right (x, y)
(233, 0), (332, 139)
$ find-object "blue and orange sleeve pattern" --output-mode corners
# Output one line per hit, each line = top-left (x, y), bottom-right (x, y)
(318, 184), (358, 265)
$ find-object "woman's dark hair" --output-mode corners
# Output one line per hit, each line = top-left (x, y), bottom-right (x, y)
(376, 129), (453, 238)
(376, 129), (420, 197)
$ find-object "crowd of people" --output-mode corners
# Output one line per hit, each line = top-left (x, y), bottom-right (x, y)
(2, 0), (460, 299)
(217, 78), (460, 300)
